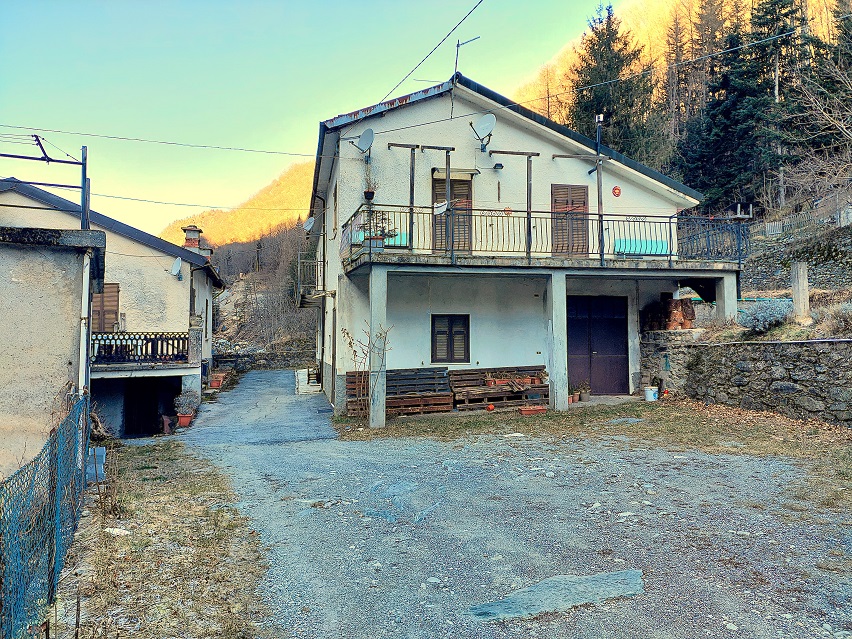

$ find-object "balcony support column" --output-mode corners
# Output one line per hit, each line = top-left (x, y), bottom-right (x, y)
(547, 272), (570, 411)
(188, 315), (203, 366)
(368, 265), (388, 428)
(715, 273), (738, 322)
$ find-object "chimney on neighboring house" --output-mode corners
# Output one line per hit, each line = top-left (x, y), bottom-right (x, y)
(182, 225), (202, 252)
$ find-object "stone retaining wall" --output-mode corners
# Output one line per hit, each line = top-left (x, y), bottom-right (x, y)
(641, 331), (852, 427)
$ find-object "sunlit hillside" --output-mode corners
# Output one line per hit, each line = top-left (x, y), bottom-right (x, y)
(513, 0), (836, 118)
(160, 161), (313, 246)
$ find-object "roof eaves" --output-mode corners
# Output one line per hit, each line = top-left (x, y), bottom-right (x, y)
(322, 79), (454, 131)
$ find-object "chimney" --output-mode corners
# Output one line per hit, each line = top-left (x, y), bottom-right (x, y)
(182, 225), (202, 253)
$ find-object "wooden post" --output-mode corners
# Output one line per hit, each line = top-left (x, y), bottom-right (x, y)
(791, 262), (811, 324)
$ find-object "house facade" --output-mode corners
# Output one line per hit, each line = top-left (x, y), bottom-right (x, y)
(0, 179), (224, 437)
(299, 74), (745, 427)
(0, 225), (105, 476)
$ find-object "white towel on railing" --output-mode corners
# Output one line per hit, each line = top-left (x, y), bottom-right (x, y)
(434, 201), (448, 215)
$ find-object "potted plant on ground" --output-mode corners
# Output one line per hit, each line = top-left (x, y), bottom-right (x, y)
(577, 380), (591, 402)
(174, 389), (201, 427)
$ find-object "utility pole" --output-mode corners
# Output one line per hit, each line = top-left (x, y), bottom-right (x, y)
(595, 114), (605, 266)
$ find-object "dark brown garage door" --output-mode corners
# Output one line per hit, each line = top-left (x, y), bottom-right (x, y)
(567, 296), (629, 395)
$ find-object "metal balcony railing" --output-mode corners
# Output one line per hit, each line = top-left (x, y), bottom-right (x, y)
(91, 332), (189, 365)
(296, 252), (324, 307)
(339, 204), (750, 267)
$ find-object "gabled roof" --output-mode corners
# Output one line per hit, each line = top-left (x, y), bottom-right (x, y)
(0, 178), (224, 288)
(311, 72), (702, 205)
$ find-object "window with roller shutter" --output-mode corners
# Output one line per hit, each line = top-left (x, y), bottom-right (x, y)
(551, 184), (589, 255)
(431, 314), (469, 363)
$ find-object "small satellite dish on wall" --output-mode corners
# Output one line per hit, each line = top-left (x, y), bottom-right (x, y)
(170, 257), (182, 276)
(471, 113), (496, 151)
(352, 128), (375, 153)
(303, 217), (316, 232)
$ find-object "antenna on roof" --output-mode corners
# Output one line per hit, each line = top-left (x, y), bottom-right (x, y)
(470, 113), (496, 152)
(303, 217), (315, 233)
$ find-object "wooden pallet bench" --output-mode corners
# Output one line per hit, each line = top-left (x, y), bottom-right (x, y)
(449, 366), (549, 411)
(345, 367), (454, 417)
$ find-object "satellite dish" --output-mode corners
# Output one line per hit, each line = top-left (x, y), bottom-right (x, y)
(472, 113), (496, 140)
(303, 217), (315, 232)
(353, 128), (375, 153)
(170, 257), (182, 276)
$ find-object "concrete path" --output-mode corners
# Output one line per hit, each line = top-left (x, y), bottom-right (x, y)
(180, 370), (850, 639)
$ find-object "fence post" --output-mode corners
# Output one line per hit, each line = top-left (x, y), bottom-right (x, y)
(668, 215), (674, 268)
(47, 431), (61, 605)
(449, 206), (455, 264)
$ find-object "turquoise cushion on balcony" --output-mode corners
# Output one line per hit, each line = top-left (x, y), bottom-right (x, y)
(613, 238), (669, 255)
(353, 230), (408, 247)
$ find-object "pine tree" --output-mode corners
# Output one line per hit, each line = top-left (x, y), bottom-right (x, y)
(566, 4), (663, 165)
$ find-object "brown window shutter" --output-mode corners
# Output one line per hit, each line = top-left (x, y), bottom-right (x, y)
(91, 283), (120, 332)
(551, 184), (589, 255)
(432, 315), (450, 362)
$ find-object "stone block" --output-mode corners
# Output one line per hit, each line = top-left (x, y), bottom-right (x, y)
(794, 395), (825, 412)
(769, 381), (803, 395)
(731, 375), (749, 387)
(735, 361), (753, 372)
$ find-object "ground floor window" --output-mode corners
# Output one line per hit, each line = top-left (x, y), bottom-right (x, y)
(431, 314), (469, 363)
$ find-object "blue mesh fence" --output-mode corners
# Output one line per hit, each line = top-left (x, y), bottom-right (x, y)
(0, 396), (90, 638)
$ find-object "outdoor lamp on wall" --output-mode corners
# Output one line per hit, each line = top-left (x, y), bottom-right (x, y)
(492, 162), (504, 170)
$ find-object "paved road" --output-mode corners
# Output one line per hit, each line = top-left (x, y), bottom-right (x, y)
(181, 370), (851, 639)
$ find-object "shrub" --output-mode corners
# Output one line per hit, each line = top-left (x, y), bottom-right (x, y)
(737, 299), (793, 333)
(826, 303), (852, 337)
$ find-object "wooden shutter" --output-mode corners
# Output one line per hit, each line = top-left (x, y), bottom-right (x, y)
(431, 314), (469, 363)
(92, 283), (120, 332)
(432, 315), (450, 362)
(432, 178), (472, 252)
(551, 184), (589, 255)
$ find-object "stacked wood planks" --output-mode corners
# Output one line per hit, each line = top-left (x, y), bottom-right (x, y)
(449, 366), (549, 411)
(345, 367), (454, 417)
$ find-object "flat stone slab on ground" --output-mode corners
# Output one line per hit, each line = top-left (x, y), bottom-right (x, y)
(468, 570), (644, 621)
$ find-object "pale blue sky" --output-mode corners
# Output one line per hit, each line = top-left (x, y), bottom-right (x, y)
(1, 0), (615, 234)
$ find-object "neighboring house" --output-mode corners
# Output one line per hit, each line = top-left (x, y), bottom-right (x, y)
(0, 179), (225, 437)
(0, 225), (105, 476)
(299, 74), (747, 428)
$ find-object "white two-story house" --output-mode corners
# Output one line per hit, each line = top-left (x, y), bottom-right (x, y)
(298, 74), (745, 427)
(0, 179), (224, 437)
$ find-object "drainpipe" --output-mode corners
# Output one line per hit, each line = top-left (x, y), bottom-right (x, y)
(595, 114), (605, 267)
(79, 251), (92, 394)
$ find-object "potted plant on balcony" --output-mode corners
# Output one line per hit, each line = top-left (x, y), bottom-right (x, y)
(174, 389), (201, 427)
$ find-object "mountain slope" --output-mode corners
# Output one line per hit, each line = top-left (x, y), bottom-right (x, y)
(160, 161), (313, 246)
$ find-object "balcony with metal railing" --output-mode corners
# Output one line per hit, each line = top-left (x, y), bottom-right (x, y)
(339, 204), (749, 272)
(296, 251), (324, 308)
(91, 332), (193, 371)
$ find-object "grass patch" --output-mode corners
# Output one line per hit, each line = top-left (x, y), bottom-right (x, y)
(56, 440), (280, 639)
(336, 398), (852, 511)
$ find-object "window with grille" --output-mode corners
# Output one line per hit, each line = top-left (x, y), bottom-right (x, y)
(431, 314), (469, 363)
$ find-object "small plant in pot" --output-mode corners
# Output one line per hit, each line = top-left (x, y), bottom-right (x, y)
(174, 389), (201, 427)
(577, 380), (591, 402)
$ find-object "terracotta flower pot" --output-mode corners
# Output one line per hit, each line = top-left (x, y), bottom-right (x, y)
(518, 405), (547, 416)
(573, 392), (580, 402)
(177, 413), (194, 427)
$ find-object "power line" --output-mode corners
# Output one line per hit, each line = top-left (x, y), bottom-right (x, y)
(0, 123), (351, 160)
(0, 181), (311, 212)
(2, 11), (845, 164)
(379, 0), (485, 102)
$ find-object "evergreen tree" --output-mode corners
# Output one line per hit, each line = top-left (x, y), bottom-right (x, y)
(566, 4), (664, 166)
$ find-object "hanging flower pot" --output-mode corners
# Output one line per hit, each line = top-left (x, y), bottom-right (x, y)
(364, 190), (375, 201)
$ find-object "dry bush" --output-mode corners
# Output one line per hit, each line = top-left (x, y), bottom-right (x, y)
(825, 303), (852, 337)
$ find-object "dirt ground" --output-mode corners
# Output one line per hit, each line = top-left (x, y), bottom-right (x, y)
(54, 439), (282, 638)
(175, 370), (852, 639)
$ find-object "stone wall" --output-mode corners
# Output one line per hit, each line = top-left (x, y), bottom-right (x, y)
(641, 331), (852, 427)
(742, 225), (852, 291)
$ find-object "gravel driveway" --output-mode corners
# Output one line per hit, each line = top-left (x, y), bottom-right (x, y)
(181, 370), (851, 639)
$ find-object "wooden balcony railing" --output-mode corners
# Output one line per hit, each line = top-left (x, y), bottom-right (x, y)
(91, 332), (190, 365)
(339, 204), (750, 267)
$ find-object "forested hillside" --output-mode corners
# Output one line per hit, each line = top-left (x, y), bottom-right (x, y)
(160, 161), (312, 246)
(514, 0), (850, 217)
